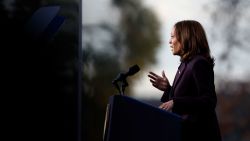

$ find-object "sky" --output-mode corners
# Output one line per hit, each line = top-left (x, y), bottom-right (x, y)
(131, 0), (215, 99)
(83, 0), (250, 99)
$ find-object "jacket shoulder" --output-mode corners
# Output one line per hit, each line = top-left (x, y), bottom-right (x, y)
(188, 55), (210, 66)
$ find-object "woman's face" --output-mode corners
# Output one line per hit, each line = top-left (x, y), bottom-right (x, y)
(169, 27), (182, 56)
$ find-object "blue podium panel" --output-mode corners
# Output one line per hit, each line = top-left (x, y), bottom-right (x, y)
(104, 95), (182, 141)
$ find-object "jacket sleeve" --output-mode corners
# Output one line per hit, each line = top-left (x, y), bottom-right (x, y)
(160, 86), (172, 102)
(172, 59), (217, 113)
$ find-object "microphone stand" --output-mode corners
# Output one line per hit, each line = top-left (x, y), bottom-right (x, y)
(112, 77), (128, 95)
(112, 64), (140, 95)
(113, 81), (121, 95)
(121, 79), (128, 95)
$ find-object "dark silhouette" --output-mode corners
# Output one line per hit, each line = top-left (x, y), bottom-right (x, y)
(148, 20), (222, 141)
(1, 1), (80, 141)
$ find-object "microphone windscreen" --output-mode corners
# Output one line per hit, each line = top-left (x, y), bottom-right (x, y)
(127, 65), (140, 76)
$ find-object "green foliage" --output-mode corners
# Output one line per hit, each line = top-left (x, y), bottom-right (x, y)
(118, 0), (161, 68)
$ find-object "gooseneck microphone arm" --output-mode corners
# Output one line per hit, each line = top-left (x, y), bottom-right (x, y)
(112, 73), (128, 95)
(112, 65), (140, 95)
(113, 80), (121, 94)
(121, 78), (128, 95)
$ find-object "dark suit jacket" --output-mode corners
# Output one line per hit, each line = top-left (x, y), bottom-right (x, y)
(161, 55), (222, 141)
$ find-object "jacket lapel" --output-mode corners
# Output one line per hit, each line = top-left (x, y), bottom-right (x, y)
(172, 62), (186, 89)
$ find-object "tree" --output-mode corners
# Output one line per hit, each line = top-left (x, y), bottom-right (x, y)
(208, 1), (250, 141)
(83, 0), (161, 140)
(209, 0), (250, 77)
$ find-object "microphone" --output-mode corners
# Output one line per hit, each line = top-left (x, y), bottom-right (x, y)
(112, 64), (140, 95)
(112, 64), (140, 84)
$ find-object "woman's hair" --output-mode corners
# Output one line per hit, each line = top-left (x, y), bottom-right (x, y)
(174, 20), (215, 66)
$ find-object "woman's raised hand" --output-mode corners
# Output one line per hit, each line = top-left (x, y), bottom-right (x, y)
(148, 70), (170, 91)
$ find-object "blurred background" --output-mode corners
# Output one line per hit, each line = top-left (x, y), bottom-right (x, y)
(1, 0), (250, 141)
(83, 0), (250, 141)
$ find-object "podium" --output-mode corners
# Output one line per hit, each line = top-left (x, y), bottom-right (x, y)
(103, 95), (182, 141)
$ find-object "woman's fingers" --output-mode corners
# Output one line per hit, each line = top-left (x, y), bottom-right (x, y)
(148, 71), (163, 80)
(148, 75), (157, 81)
(148, 72), (160, 79)
(162, 70), (167, 79)
(149, 71), (158, 76)
(159, 101), (173, 111)
(159, 103), (169, 110)
(150, 79), (156, 84)
(148, 71), (169, 91)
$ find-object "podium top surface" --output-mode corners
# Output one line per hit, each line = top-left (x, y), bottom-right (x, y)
(109, 95), (182, 121)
